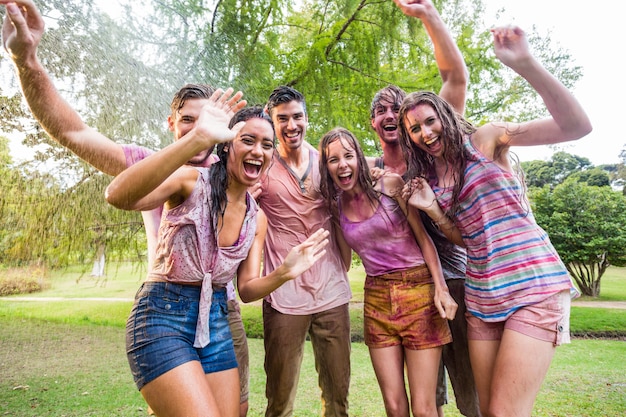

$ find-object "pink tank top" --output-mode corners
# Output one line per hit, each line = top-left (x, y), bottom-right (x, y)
(339, 194), (425, 276)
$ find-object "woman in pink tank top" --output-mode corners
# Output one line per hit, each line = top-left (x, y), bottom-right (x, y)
(319, 127), (457, 417)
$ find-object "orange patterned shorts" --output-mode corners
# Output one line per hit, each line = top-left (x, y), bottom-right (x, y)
(364, 265), (452, 350)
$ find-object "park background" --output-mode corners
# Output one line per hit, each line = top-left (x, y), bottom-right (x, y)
(1, 0), (625, 416)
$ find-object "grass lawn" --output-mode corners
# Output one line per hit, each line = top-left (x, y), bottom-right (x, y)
(0, 264), (625, 416)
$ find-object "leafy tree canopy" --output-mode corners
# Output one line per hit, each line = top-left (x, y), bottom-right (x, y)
(0, 0), (593, 268)
(531, 178), (626, 296)
(521, 151), (593, 188)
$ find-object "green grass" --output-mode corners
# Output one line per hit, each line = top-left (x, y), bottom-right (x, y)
(2, 262), (623, 338)
(571, 307), (626, 336)
(0, 263), (625, 416)
(1, 316), (624, 417)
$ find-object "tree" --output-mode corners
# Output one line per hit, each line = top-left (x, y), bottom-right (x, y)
(0, 0), (587, 268)
(604, 144), (626, 194)
(568, 167), (611, 188)
(521, 151), (592, 188)
(531, 178), (626, 296)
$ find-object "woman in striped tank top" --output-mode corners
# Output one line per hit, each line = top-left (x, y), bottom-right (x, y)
(397, 26), (592, 416)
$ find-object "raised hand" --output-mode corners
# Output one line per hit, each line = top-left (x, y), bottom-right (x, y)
(392, 0), (434, 19)
(193, 88), (247, 147)
(1, 1), (44, 65)
(492, 26), (532, 69)
(403, 177), (438, 212)
(281, 229), (330, 279)
(208, 87), (247, 119)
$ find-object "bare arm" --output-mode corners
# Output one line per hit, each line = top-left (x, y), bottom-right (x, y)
(474, 26), (592, 164)
(406, 205), (457, 320)
(393, 179), (457, 320)
(105, 91), (242, 210)
(237, 211), (330, 303)
(2, 0), (127, 175)
(403, 177), (465, 247)
(393, 0), (468, 114)
(334, 224), (352, 272)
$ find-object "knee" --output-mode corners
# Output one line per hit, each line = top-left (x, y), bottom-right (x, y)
(384, 402), (409, 417)
(411, 403), (437, 417)
(481, 405), (508, 417)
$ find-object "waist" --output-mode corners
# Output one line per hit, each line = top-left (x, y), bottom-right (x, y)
(145, 278), (225, 290)
(367, 264), (431, 284)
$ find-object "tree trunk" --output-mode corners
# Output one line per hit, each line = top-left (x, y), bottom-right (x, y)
(90, 244), (106, 277)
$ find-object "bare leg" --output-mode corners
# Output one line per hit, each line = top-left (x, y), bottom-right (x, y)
(470, 330), (555, 417)
(141, 361), (220, 417)
(468, 339), (499, 416)
(405, 347), (442, 417)
(369, 345), (410, 417)
(207, 368), (240, 417)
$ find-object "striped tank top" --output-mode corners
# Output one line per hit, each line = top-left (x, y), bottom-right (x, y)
(434, 137), (575, 321)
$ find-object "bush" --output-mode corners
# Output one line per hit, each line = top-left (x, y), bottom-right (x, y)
(0, 266), (49, 296)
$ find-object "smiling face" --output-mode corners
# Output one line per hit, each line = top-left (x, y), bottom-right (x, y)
(403, 103), (444, 158)
(371, 96), (401, 145)
(168, 97), (214, 165)
(325, 136), (360, 194)
(270, 100), (308, 151)
(227, 117), (275, 186)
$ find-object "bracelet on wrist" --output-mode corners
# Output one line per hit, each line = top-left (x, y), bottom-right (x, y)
(434, 213), (454, 230)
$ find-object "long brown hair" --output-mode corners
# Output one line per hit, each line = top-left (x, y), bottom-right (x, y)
(397, 91), (476, 218)
(318, 127), (379, 214)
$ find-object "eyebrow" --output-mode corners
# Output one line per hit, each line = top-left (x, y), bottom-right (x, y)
(277, 112), (303, 118)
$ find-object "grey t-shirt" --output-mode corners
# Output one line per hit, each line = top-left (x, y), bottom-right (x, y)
(421, 211), (467, 280)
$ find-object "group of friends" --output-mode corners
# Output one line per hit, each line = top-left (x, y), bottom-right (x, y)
(1, 1), (592, 417)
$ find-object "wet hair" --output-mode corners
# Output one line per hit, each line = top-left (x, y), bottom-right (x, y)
(397, 91), (476, 218)
(318, 127), (379, 214)
(209, 106), (275, 230)
(370, 85), (406, 119)
(266, 85), (307, 117)
(170, 84), (215, 118)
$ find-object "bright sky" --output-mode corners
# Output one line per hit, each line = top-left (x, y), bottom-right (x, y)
(482, 0), (620, 166)
(8, 0), (620, 166)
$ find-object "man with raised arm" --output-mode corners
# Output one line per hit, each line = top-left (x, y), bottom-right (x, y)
(368, 1), (480, 416)
(1, 1), (251, 416)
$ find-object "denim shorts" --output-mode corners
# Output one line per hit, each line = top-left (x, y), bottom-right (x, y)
(126, 281), (237, 390)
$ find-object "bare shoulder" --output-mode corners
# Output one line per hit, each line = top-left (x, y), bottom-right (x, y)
(365, 155), (377, 169)
(472, 122), (510, 160)
(381, 172), (405, 198)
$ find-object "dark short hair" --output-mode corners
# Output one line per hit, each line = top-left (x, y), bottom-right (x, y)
(370, 85), (406, 119)
(266, 85), (307, 117)
(170, 84), (216, 116)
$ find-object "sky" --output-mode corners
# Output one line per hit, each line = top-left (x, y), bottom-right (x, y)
(6, 0), (621, 166)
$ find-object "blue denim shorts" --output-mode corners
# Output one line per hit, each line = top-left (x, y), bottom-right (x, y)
(126, 281), (237, 390)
